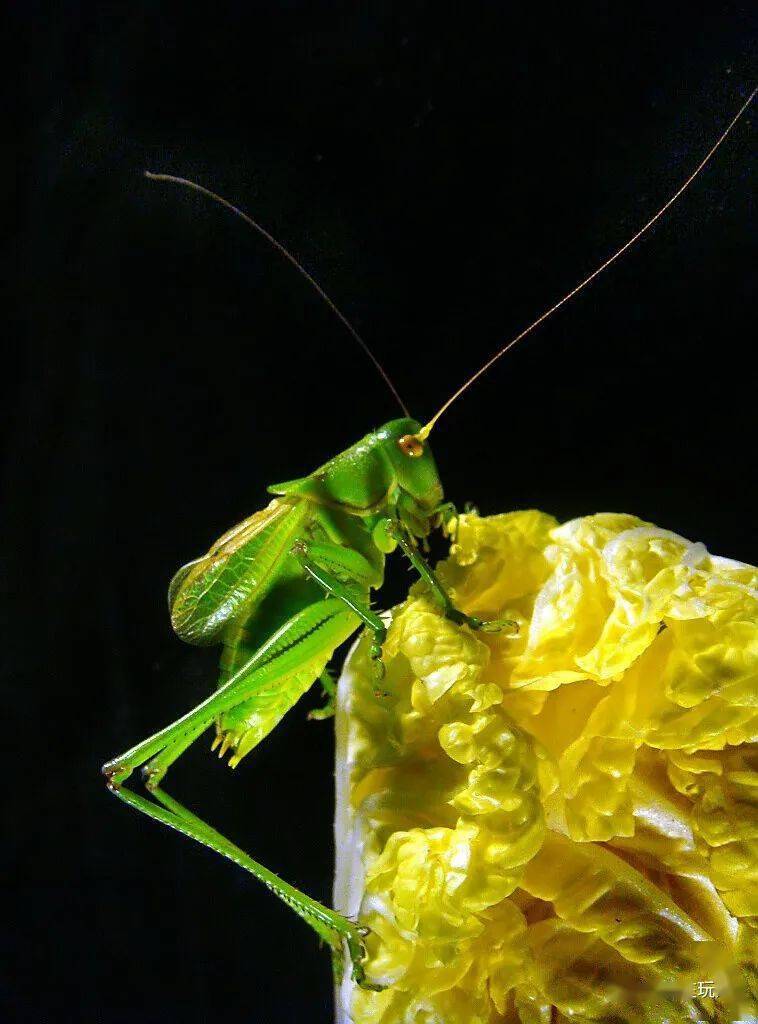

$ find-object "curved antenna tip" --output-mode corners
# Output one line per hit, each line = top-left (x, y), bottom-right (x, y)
(422, 86), (756, 434)
(141, 170), (410, 416)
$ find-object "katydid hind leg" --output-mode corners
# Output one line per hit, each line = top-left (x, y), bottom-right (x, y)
(102, 597), (358, 783)
(145, 785), (379, 984)
(108, 775), (374, 984)
(102, 597), (380, 983)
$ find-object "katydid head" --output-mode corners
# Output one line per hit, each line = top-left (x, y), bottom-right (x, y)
(377, 417), (444, 528)
(268, 417), (442, 532)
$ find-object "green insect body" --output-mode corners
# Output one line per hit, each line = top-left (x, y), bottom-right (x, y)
(103, 417), (492, 986)
(105, 97), (754, 992)
(168, 417), (446, 767)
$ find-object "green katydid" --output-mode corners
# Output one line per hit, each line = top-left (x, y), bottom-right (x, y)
(102, 90), (754, 987)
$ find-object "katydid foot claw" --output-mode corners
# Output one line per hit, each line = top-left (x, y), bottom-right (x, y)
(343, 926), (386, 992)
(476, 616), (519, 635)
(455, 612), (518, 636)
(467, 614), (520, 630)
(369, 643), (386, 682)
(358, 976), (387, 993)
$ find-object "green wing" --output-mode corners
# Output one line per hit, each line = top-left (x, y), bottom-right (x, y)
(169, 497), (311, 645)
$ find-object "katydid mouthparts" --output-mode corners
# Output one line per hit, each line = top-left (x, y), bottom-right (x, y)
(102, 88), (755, 988)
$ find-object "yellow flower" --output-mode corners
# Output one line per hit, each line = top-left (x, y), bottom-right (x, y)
(334, 511), (757, 1023)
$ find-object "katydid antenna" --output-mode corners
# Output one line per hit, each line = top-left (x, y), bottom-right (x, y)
(144, 171), (411, 417)
(417, 87), (756, 441)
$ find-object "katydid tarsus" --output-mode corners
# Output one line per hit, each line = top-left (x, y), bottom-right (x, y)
(102, 90), (755, 987)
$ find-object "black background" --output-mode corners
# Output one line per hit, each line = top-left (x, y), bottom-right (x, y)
(5, 4), (755, 1022)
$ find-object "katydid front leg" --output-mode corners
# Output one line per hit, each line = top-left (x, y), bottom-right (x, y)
(102, 597), (382, 988)
(386, 519), (517, 634)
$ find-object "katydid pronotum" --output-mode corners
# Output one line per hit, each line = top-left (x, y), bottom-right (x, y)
(102, 90), (754, 987)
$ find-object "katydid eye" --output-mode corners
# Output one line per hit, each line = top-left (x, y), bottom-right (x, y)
(398, 434), (424, 458)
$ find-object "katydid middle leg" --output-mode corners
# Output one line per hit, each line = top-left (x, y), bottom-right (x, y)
(290, 538), (388, 674)
(308, 669), (337, 721)
(102, 597), (380, 986)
